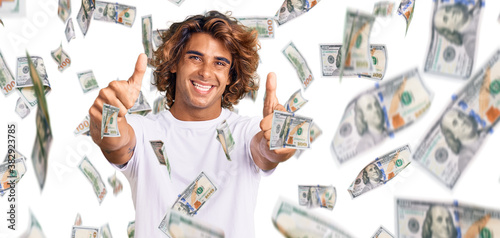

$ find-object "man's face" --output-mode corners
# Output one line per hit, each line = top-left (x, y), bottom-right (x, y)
(290, 0), (306, 10)
(172, 33), (231, 113)
(358, 94), (383, 129)
(430, 206), (454, 238)
(442, 109), (476, 141)
(365, 164), (380, 182)
(434, 5), (467, 31)
(106, 4), (115, 18)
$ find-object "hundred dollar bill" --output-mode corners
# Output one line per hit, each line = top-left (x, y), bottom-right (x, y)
(58, 0), (71, 23)
(101, 103), (120, 138)
(295, 122), (322, 158)
(66, 18), (76, 42)
(16, 56), (51, 108)
(275, 0), (320, 26)
(396, 198), (500, 238)
(359, 45), (387, 80)
(78, 156), (107, 204)
(298, 185), (336, 210)
(128, 91), (151, 116)
(414, 49), (500, 189)
(397, 0), (416, 35)
(15, 97), (30, 119)
(271, 110), (313, 150)
(101, 223), (112, 238)
(127, 221), (135, 238)
(3, 149), (26, 163)
(237, 17), (274, 38)
(0, 157), (27, 195)
(245, 89), (258, 102)
(370, 226), (394, 238)
(153, 30), (167, 49)
(50, 43), (71, 72)
(74, 115), (91, 136)
(142, 15), (154, 65)
(339, 9), (375, 79)
(283, 42), (314, 89)
(19, 210), (46, 238)
(94, 1), (136, 27)
(108, 171), (123, 196)
(72, 226), (99, 238)
(171, 172), (217, 216)
(424, 0), (483, 79)
(216, 120), (235, 161)
(331, 68), (432, 164)
(77, 70), (99, 93)
(158, 210), (225, 238)
(347, 144), (411, 198)
(285, 89), (308, 113)
(168, 0), (186, 6)
(0, 50), (16, 96)
(373, 1), (395, 17)
(272, 197), (354, 238)
(149, 140), (172, 179)
(77, 0), (94, 36)
(74, 213), (82, 226)
(153, 96), (167, 114)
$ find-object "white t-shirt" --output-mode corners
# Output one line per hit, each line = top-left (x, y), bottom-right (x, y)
(112, 108), (272, 237)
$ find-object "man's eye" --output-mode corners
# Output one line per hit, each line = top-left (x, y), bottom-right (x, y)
(216, 62), (226, 67)
(189, 55), (201, 61)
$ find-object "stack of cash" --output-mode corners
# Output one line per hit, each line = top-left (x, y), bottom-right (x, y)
(275, 0), (321, 26)
(237, 17), (274, 38)
(78, 156), (107, 204)
(216, 120), (235, 161)
(298, 185), (336, 210)
(283, 42), (314, 89)
(158, 210), (225, 238)
(171, 172), (217, 216)
(94, 1), (136, 27)
(150, 140), (172, 179)
(397, 0), (416, 35)
(270, 110), (313, 150)
(101, 103), (120, 139)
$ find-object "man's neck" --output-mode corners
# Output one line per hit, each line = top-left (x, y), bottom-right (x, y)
(169, 104), (223, 121)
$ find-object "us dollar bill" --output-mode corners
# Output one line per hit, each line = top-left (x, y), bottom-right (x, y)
(50, 43), (71, 72)
(359, 45), (388, 80)
(283, 42), (314, 89)
(270, 110), (313, 150)
(424, 0), (483, 79)
(101, 103), (120, 139)
(74, 115), (91, 136)
(0, 157), (27, 195)
(94, 1), (136, 27)
(58, 0), (71, 23)
(371, 226), (394, 238)
(216, 120), (235, 161)
(275, 0), (321, 26)
(339, 9), (375, 80)
(153, 30), (167, 49)
(72, 226), (99, 238)
(331, 68), (432, 164)
(295, 122), (322, 158)
(272, 197), (354, 238)
(107, 171), (123, 196)
(15, 97), (30, 119)
(65, 18), (76, 42)
(373, 1), (395, 17)
(397, 0), (416, 35)
(128, 91), (151, 116)
(142, 15), (154, 65)
(171, 172), (217, 216)
(77, 70), (99, 93)
(77, 0), (94, 36)
(149, 140), (172, 179)
(158, 210), (225, 238)
(396, 198), (500, 238)
(101, 223), (112, 238)
(78, 156), (107, 205)
(153, 96), (168, 114)
(285, 89), (308, 113)
(237, 17), (274, 38)
(298, 185), (336, 210)
(19, 210), (46, 238)
(127, 221), (135, 238)
(74, 213), (82, 226)
(414, 49), (500, 189)
(347, 144), (411, 198)
(0, 50), (16, 96)
(16, 56), (51, 108)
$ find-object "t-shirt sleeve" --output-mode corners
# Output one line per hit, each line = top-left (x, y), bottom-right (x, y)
(244, 116), (276, 177)
(110, 114), (144, 180)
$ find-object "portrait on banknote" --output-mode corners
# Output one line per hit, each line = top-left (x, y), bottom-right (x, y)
(422, 205), (458, 238)
(103, 3), (116, 21)
(354, 94), (386, 151)
(360, 164), (384, 192)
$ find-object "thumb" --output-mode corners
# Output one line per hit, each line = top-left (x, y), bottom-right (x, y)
(263, 72), (279, 117)
(127, 53), (147, 96)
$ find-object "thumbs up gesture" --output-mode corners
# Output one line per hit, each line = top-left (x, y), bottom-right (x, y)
(89, 54), (147, 152)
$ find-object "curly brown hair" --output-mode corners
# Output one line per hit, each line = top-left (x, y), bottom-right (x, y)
(151, 11), (260, 110)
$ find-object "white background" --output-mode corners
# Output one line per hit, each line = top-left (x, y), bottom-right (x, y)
(0, 0), (500, 237)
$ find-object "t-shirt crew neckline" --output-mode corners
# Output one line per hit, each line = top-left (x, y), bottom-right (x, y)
(164, 108), (229, 128)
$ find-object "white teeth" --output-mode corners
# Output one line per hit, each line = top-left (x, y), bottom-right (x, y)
(192, 82), (212, 92)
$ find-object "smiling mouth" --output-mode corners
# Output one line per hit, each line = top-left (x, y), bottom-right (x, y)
(191, 81), (214, 92)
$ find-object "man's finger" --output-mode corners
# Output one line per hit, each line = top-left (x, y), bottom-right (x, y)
(127, 53), (147, 90)
(263, 72), (279, 117)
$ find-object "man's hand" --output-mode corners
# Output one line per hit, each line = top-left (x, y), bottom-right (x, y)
(251, 72), (296, 170)
(89, 54), (147, 164)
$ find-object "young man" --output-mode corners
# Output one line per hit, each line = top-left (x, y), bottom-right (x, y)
(88, 11), (295, 237)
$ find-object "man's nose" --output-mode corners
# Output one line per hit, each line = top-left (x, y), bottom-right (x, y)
(198, 62), (214, 79)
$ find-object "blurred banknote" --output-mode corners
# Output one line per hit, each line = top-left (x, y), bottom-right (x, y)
(298, 185), (336, 210)
(19, 210), (46, 238)
(295, 122), (322, 158)
(238, 17), (274, 38)
(370, 226), (394, 238)
(77, 70), (99, 93)
(94, 1), (136, 27)
(347, 144), (411, 198)
(15, 97), (30, 119)
(216, 120), (235, 161)
(77, 0), (94, 36)
(359, 45), (387, 80)
(275, 0), (320, 26)
(128, 91), (151, 116)
(66, 18), (76, 42)
(142, 15), (154, 65)
(272, 197), (354, 238)
(101, 223), (112, 238)
(72, 226), (99, 238)
(153, 30), (167, 49)
(153, 96), (167, 114)
(74, 213), (82, 226)
(168, 0), (186, 6)
(74, 115), (91, 136)
(58, 0), (71, 23)
(340, 10), (375, 79)
(397, 0), (416, 35)
(331, 68), (432, 163)
(396, 198), (500, 238)
(172, 172), (217, 216)
(414, 49), (500, 189)
(127, 221), (135, 238)
(424, 0), (483, 79)
(270, 110), (313, 150)
(78, 156), (107, 204)
(0, 50), (16, 96)
(245, 89), (258, 102)
(0, 0), (26, 17)
(158, 210), (225, 238)
(373, 1), (395, 17)
(16, 56), (51, 108)
(101, 103), (120, 138)
(0, 156), (27, 195)
(285, 89), (308, 113)
(283, 42), (314, 89)
(149, 140), (172, 179)
(50, 43), (71, 72)
(108, 171), (123, 196)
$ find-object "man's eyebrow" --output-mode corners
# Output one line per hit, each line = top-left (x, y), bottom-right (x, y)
(186, 50), (230, 64)
(215, 56), (230, 65)
(186, 50), (203, 56)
